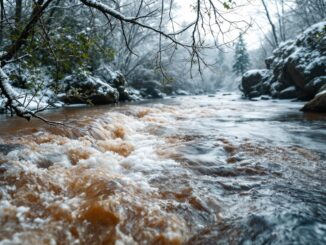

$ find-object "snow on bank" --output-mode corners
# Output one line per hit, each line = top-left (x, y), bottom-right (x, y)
(241, 21), (326, 104)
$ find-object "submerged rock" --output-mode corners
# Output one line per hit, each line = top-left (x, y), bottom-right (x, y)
(175, 89), (190, 96)
(0, 144), (22, 155)
(301, 90), (326, 112)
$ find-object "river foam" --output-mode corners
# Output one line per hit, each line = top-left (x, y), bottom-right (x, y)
(0, 94), (325, 244)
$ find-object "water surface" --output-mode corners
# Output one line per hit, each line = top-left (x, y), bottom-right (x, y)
(0, 93), (325, 244)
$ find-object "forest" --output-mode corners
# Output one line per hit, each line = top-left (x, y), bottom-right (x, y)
(0, 0), (325, 118)
(0, 0), (325, 244)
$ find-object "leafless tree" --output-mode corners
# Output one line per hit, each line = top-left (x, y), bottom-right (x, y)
(0, 0), (248, 121)
(261, 0), (279, 48)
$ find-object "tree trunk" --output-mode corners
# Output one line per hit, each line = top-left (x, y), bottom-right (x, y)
(0, 0), (54, 65)
(261, 0), (279, 47)
(15, 0), (23, 27)
(0, 0), (4, 46)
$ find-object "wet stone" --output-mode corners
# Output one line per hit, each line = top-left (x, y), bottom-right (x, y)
(0, 144), (22, 155)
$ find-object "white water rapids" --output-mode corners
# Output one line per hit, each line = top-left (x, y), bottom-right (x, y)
(0, 93), (325, 244)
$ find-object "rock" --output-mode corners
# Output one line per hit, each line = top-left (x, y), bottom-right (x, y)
(301, 90), (326, 112)
(195, 89), (204, 95)
(241, 69), (270, 98)
(140, 88), (164, 99)
(265, 56), (273, 69)
(260, 96), (271, 100)
(242, 70), (265, 90)
(94, 65), (127, 87)
(278, 86), (299, 99)
(118, 87), (134, 101)
(131, 79), (162, 90)
(62, 76), (119, 105)
(110, 71), (126, 87)
(85, 64), (140, 104)
(304, 76), (326, 97)
(163, 85), (174, 95)
(0, 144), (22, 155)
(131, 80), (164, 99)
(176, 89), (190, 96)
(319, 84), (326, 93)
(121, 87), (141, 101)
(239, 21), (326, 108)
(284, 58), (305, 89)
(248, 90), (261, 98)
(261, 80), (272, 94)
(108, 72), (140, 101)
(145, 86), (164, 99)
(270, 81), (283, 97)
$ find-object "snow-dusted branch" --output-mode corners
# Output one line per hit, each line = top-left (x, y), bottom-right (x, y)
(0, 68), (58, 123)
(79, 0), (190, 48)
(0, 0), (54, 65)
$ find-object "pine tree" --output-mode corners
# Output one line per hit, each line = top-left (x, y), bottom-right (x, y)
(232, 34), (250, 75)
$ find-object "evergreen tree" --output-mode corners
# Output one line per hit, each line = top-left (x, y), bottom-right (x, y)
(232, 34), (250, 75)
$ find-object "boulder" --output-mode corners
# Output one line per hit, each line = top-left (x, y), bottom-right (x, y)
(110, 72), (136, 101)
(118, 87), (141, 101)
(304, 76), (326, 97)
(239, 21), (326, 108)
(110, 71), (126, 88)
(248, 90), (261, 98)
(163, 84), (174, 95)
(94, 65), (125, 85)
(265, 56), (274, 69)
(0, 144), (22, 155)
(319, 84), (326, 93)
(278, 86), (299, 99)
(260, 96), (271, 100)
(94, 65), (140, 101)
(285, 52), (326, 91)
(241, 69), (270, 97)
(301, 90), (326, 112)
(131, 79), (164, 98)
(176, 89), (190, 96)
(123, 87), (141, 101)
(62, 76), (119, 105)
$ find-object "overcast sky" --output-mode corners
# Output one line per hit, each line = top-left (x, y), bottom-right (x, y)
(175, 0), (282, 51)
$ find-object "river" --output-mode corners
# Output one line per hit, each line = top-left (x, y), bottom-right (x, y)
(0, 93), (325, 245)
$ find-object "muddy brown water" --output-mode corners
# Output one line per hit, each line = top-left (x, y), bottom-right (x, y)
(0, 93), (325, 244)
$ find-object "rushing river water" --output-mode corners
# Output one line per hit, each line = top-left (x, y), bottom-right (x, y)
(0, 93), (325, 245)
